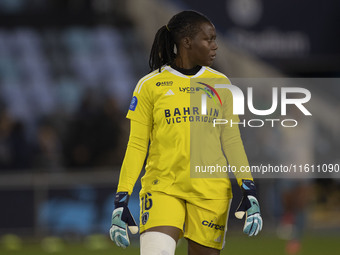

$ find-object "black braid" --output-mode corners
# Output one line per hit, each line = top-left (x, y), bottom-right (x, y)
(149, 25), (175, 72)
(149, 10), (212, 72)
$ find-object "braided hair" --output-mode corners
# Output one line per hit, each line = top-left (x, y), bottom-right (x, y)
(149, 10), (212, 72)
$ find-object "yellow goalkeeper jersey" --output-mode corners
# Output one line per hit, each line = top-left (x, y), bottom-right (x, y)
(126, 65), (251, 199)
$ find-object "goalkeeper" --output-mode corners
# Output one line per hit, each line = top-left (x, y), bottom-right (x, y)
(110, 10), (263, 255)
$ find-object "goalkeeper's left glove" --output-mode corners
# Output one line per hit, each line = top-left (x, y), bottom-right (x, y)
(235, 180), (263, 236)
(109, 192), (138, 248)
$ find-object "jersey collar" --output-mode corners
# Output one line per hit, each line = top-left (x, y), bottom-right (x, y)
(164, 65), (206, 78)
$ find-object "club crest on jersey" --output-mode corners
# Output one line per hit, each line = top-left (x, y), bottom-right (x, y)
(129, 96), (138, 111)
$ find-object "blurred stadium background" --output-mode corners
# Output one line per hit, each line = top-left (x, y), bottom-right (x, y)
(0, 0), (339, 254)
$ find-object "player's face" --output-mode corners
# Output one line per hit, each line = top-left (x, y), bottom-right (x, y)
(189, 22), (218, 67)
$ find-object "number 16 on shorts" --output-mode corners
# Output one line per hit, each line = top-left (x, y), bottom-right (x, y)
(141, 193), (153, 225)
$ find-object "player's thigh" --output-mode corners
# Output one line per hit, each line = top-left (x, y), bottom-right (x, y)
(184, 198), (231, 250)
(188, 239), (220, 255)
(139, 191), (186, 235)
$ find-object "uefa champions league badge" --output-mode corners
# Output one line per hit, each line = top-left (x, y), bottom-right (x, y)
(129, 96), (138, 111)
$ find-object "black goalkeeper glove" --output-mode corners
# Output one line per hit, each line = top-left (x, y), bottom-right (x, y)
(235, 180), (263, 236)
(109, 192), (138, 248)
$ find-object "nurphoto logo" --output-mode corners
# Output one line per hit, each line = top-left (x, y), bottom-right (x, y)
(198, 80), (311, 128)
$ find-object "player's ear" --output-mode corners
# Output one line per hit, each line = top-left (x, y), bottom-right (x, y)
(182, 37), (191, 49)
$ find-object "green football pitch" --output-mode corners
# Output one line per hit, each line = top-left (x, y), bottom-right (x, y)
(0, 234), (338, 255)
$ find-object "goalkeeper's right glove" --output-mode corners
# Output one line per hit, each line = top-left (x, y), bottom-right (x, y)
(235, 180), (263, 236)
(109, 192), (138, 248)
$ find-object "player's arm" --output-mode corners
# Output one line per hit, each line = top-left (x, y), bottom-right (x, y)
(220, 90), (252, 185)
(221, 121), (263, 236)
(221, 86), (262, 236)
(117, 119), (150, 194)
(110, 119), (150, 247)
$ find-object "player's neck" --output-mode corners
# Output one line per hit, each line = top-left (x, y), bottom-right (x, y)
(171, 60), (201, 75)
(174, 55), (197, 69)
